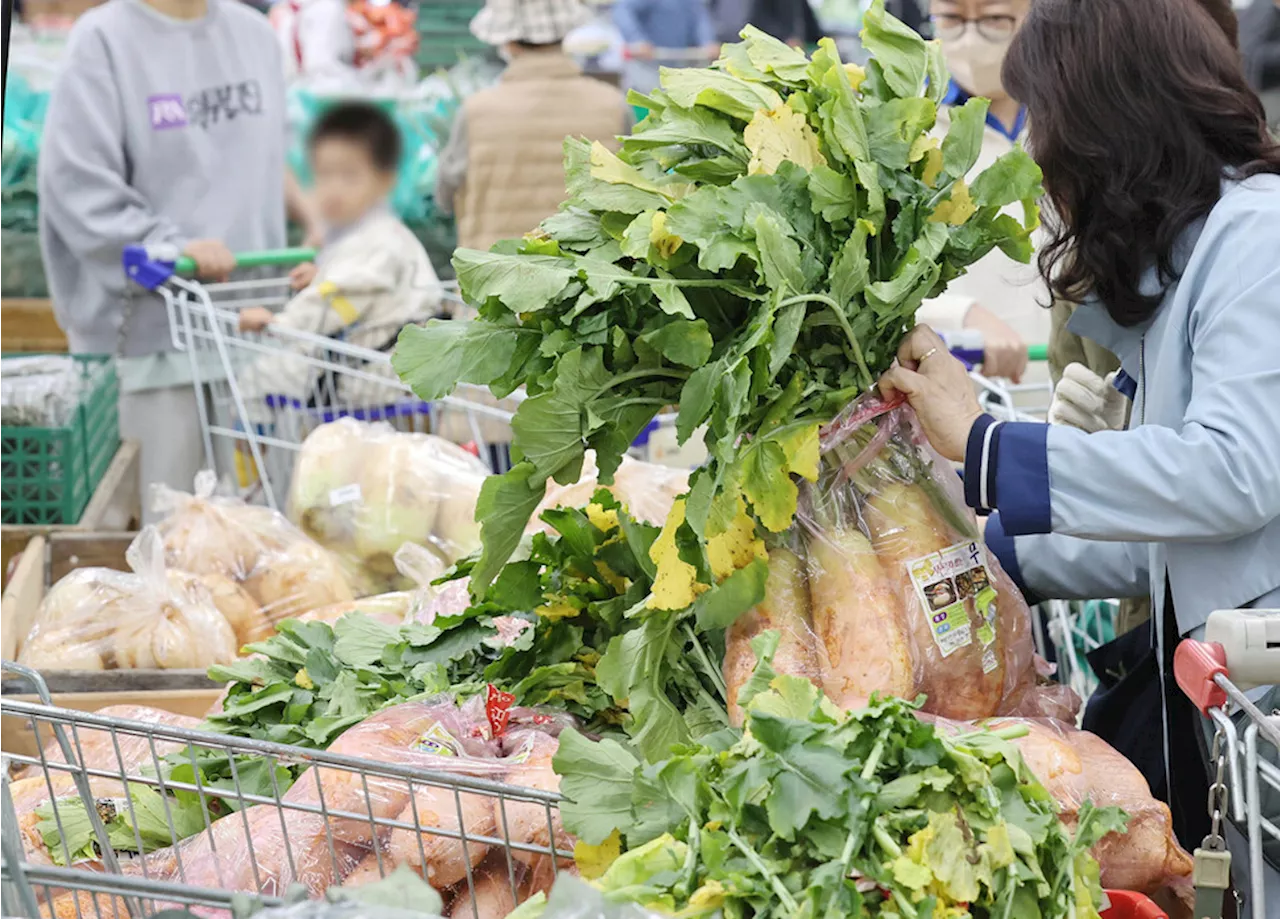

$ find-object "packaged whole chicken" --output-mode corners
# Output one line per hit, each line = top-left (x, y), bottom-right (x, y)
(990, 717), (1195, 896)
(531, 453), (689, 531)
(288, 419), (489, 595)
(16, 528), (239, 672)
(749, 395), (1076, 722)
(153, 471), (353, 630)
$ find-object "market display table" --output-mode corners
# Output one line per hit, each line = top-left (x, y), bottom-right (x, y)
(0, 529), (222, 757)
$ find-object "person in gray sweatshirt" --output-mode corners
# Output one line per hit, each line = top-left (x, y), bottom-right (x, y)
(37, 0), (318, 509)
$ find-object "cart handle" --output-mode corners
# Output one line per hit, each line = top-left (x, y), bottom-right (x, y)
(124, 245), (318, 290)
(1174, 639), (1230, 716)
(948, 342), (1049, 370)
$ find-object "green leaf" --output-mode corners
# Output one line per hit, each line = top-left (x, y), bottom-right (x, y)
(941, 97), (990, 178)
(565, 137), (672, 214)
(451, 249), (576, 314)
(866, 97), (937, 170)
(691, 557), (769, 630)
(829, 220), (872, 307)
(817, 40), (871, 163)
(660, 67), (784, 122)
(332, 614), (400, 668)
(676, 362), (721, 444)
(471, 462), (548, 593)
(392, 319), (520, 401)
(970, 149), (1044, 209)
(807, 164), (857, 222)
(753, 209), (805, 295)
(552, 729), (641, 846)
(652, 279), (696, 319)
(861, 0), (929, 99)
(624, 102), (750, 162)
(640, 319), (714, 369)
(741, 24), (812, 82)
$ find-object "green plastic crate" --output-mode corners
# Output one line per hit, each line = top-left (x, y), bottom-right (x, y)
(1, 355), (121, 525)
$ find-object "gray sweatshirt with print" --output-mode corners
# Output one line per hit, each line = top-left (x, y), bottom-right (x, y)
(38, 0), (288, 357)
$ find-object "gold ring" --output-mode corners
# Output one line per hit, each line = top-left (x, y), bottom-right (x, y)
(919, 347), (939, 363)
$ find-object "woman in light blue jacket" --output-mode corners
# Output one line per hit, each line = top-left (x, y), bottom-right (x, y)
(880, 0), (1280, 905)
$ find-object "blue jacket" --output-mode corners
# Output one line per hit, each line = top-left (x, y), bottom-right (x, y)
(613, 0), (716, 50)
(967, 173), (1280, 638)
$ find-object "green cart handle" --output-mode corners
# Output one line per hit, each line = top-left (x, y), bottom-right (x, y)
(1027, 344), (1048, 362)
(172, 247), (318, 275)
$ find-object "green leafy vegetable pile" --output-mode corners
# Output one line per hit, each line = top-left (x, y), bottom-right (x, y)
(36, 782), (214, 866)
(393, 1), (1042, 596)
(552, 653), (1124, 919)
(200, 490), (731, 769)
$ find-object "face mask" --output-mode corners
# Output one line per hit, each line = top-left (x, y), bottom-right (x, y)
(941, 30), (1012, 100)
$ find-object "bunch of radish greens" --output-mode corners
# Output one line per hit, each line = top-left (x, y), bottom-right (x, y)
(394, 0), (1041, 610)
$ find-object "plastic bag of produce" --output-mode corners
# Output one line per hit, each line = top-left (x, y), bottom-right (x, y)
(287, 419), (489, 595)
(982, 717), (1194, 896)
(17, 528), (239, 672)
(154, 471), (353, 628)
(299, 543), (447, 626)
(530, 453), (689, 531)
(793, 394), (1071, 720)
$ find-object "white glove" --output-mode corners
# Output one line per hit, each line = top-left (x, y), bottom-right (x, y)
(1047, 363), (1128, 433)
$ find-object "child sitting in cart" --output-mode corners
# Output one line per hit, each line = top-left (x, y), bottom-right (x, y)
(237, 100), (441, 419)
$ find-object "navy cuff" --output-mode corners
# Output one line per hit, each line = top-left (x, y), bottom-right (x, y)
(984, 513), (1044, 607)
(963, 413), (1001, 512)
(994, 422), (1052, 535)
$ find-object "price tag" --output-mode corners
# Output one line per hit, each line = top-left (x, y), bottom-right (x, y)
(905, 541), (1000, 662)
(486, 683), (516, 738)
(329, 483), (363, 507)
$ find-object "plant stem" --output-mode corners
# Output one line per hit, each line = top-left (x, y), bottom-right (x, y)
(860, 732), (887, 781)
(872, 822), (902, 859)
(727, 828), (799, 913)
(778, 293), (874, 391)
(684, 624), (728, 702)
(592, 367), (688, 398)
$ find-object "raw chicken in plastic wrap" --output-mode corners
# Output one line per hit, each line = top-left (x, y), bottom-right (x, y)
(16, 528), (239, 672)
(14, 705), (201, 778)
(287, 419), (489, 596)
(144, 697), (574, 906)
(990, 717), (1195, 896)
(153, 471), (353, 631)
(530, 453), (689, 531)
(778, 394), (1077, 721)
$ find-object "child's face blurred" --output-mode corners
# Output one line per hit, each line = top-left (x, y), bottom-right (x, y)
(311, 137), (396, 228)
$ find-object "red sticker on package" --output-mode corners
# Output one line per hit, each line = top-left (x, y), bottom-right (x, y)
(486, 683), (516, 737)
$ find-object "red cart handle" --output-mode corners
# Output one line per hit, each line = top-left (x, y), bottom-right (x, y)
(1174, 639), (1230, 716)
(1101, 889), (1167, 918)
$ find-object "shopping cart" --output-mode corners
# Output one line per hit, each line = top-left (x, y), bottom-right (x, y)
(0, 662), (566, 919)
(1175, 609), (1280, 919)
(125, 245), (519, 510)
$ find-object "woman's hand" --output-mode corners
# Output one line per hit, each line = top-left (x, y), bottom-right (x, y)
(289, 262), (318, 290)
(963, 304), (1028, 382)
(879, 325), (985, 462)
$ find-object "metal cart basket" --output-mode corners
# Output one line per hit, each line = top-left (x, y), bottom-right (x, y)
(125, 246), (520, 510)
(1, 663), (565, 919)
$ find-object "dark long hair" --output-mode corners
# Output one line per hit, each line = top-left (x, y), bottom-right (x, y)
(1002, 0), (1280, 326)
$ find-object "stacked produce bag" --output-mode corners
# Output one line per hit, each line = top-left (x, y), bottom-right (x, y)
(288, 419), (489, 595)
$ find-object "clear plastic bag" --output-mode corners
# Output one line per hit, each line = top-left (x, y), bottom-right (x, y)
(984, 717), (1195, 896)
(530, 453), (689, 532)
(791, 394), (1071, 720)
(299, 543), (447, 627)
(0, 354), (86, 427)
(149, 699), (576, 901)
(16, 528), (239, 672)
(287, 419), (489, 596)
(154, 472), (354, 631)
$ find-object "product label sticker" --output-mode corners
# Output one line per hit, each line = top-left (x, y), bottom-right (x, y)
(411, 721), (460, 757)
(486, 683), (516, 738)
(329, 483), (363, 507)
(906, 540), (999, 659)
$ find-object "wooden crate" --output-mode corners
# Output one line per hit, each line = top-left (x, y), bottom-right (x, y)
(1, 531), (222, 756)
(0, 299), (68, 354)
(1, 439), (142, 587)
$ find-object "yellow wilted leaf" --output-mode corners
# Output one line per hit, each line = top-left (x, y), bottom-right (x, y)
(908, 134), (937, 164)
(745, 106), (827, 176)
(677, 879), (728, 917)
(590, 142), (693, 199)
(536, 598), (581, 622)
(574, 829), (621, 880)
(595, 561), (629, 593)
(586, 502), (620, 533)
(706, 495), (767, 581)
(843, 62), (867, 92)
(294, 668), (314, 690)
(930, 181), (977, 226)
(649, 211), (684, 259)
(921, 145), (944, 188)
(649, 498), (708, 610)
(773, 423), (821, 482)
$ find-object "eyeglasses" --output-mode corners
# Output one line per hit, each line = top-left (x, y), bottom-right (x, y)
(931, 14), (1018, 42)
